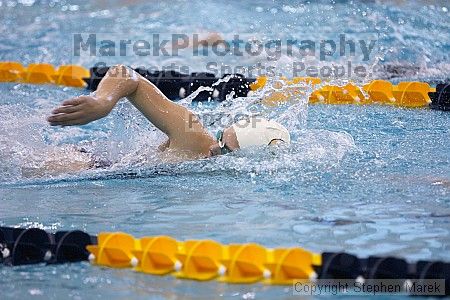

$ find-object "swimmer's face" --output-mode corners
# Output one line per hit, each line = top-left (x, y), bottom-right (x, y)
(208, 127), (240, 157)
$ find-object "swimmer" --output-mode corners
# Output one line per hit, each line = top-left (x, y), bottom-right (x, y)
(46, 65), (290, 170)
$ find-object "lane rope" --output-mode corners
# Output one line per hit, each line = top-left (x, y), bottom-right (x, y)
(1, 62), (449, 110)
(0, 226), (449, 295)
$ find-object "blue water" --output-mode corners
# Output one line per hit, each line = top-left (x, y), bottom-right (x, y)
(1, 0), (450, 299)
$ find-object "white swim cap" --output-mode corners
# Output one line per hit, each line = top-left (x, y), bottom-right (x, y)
(231, 116), (291, 148)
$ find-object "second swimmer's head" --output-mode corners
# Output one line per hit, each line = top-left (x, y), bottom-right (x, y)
(208, 116), (291, 157)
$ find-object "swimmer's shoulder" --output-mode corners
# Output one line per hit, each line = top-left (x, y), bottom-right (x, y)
(157, 146), (206, 162)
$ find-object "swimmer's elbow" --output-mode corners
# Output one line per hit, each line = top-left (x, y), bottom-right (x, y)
(108, 64), (127, 75)
(108, 65), (139, 83)
(103, 64), (140, 98)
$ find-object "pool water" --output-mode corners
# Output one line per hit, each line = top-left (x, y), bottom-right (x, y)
(1, 0), (450, 299)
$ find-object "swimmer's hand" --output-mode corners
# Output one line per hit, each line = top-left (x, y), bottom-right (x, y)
(47, 96), (113, 126)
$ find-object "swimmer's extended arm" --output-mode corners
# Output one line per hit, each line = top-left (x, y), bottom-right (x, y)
(48, 65), (215, 155)
(48, 65), (139, 126)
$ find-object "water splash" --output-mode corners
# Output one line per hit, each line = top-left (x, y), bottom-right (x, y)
(0, 76), (357, 184)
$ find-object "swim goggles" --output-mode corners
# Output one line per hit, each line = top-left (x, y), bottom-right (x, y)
(216, 130), (232, 155)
